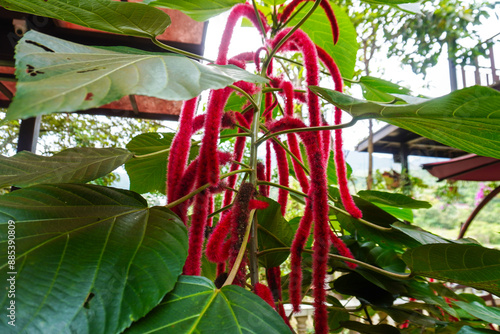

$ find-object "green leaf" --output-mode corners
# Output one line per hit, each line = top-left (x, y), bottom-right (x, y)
(0, 0), (170, 38)
(453, 301), (500, 325)
(124, 275), (292, 333)
(287, 2), (358, 80)
(5, 31), (267, 122)
(334, 272), (395, 307)
(310, 85), (500, 159)
(392, 222), (454, 244)
(331, 188), (420, 252)
(257, 197), (294, 268)
(358, 190), (431, 209)
(144, 0), (245, 21)
(358, 76), (412, 103)
(0, 148), (132, 188)
(403, 244), (500, 297)
(125, 132), (199, 195)
(457, 326), (499, 334)
(373, 203), (414, 222)
(339, 321), (401, 334)
(327, 296), (350, 332)
(263, 0), (287, 6)
(0, 184), (188, 333)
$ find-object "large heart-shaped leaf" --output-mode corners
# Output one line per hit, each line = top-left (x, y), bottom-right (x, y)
(256, 197), (294, 268)
(0, 0), (170, 38)
(287, 2), (358, 80)
(403, 244), (500, 297)
(125, 132), (199, 195)
(0, 148), (132, 188)
(0, 184), (188, 333)
(124, 275), (292, 333)
(144, 0), (245, 21)
(310, 85), (500, 159)
(4, 31), (267, 122)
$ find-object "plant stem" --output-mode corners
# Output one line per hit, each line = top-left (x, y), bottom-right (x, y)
(256, 119), (358, 145)
(224, 209), (256, 286)
(252, 0), (267, 38)
(165, 169), (253, 209)
(257, 181), (307, 198)
(248, 85), (263, 286)
(152, 38), (213, 62)
(257, 247), (412, 280)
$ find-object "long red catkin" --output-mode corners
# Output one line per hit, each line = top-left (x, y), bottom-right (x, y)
(206, 211), (233, 263)
(254, 283), (275, 308)
(173, 152), (232, 223)
(280, 80), (310, 193)
(217, 3), (269, 66)
(289, 202), (313, 311)
(197, 88), (231, 186)
(257, 161), (268, 196)
(266, 267), (292, 328)
(183, 191), (210, 276)
(268, 117), (331, 334)
(279, 0), (339, 45)
(271, 28), (321, 128)
(321, 117), (331, 166)
(316, 46), (362, 219)
(228, 182), (256, 287)
(271, 140), (289, 216)
(167, 98), (197, 203)
(329, 229), (357, 269)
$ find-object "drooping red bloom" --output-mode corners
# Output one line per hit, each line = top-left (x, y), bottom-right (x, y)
(280, 80), (310, 193)
(329, 229), (357, 269)
(271, 140), (289, 216)
(228, 182), (256, 287)
(271, 28), (321, 128)
(266, 267), (292, 328)
(316, 46), (362, 219)
(222, 111), (254, 208)
(257, 161), (268, 197)
(268, 117), (331, 334)
(167, 98), (197, 204)
(289, 202), (313, 312)
(279, 0), (339, 45)
(254, 283), (275, 308)
(248, 199), (269, 210)
(183, 191), (210, 276)
(197, 88), (232, 187)
(206, 211), (233, 263)
(217, 3), (269, 66)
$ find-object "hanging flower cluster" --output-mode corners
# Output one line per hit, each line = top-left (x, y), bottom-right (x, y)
(165, 2), (362, 333)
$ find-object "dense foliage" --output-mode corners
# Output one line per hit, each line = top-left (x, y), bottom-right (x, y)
(0, 0), (499, 333)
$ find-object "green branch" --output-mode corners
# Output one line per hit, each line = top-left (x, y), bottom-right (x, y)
(257, 247), (412, 280)
(256, 119), (358, 146)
